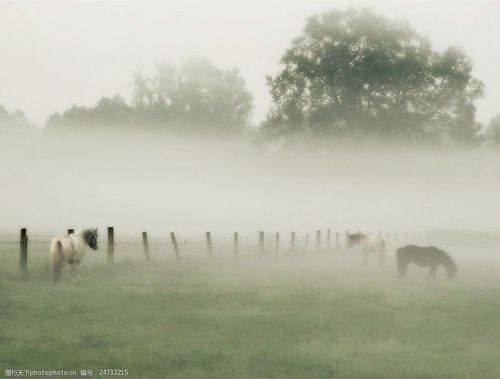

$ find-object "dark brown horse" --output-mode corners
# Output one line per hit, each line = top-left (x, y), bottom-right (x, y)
(396, 245), (457, 279)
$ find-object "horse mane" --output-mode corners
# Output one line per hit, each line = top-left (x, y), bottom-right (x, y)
(430, 246), (456, 269)
(80, 228), (98, 244)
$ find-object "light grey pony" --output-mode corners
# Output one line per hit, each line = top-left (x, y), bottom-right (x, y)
(50, 228), (98, 282)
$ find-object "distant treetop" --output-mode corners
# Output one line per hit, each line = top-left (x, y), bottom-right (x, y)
(46, 57), (254, 132)
(0, 105), (33, 131)
(263, 8), (484, 144)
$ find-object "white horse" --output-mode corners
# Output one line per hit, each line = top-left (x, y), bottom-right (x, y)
(347, 233), (386, 265)
(50, 228), (98, 282)
(361, 234), (386, 265)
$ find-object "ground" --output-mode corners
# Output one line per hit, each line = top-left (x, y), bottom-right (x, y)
(1, 255), (500, 379)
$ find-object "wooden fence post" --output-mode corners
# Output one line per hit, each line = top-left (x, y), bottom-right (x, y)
(233, 232), (239, 257)
(316, 230), (321, 252)
(206, 232), (213, 259)
(291, 232), (296, 253)
(20, 228), (27, 275)
(24, 234), (28, 272)
(259, 231), (265, 255)
(327, 229), (331, 251)
(345, 230), (349, 249)
(107, 227), (114, 264)
(142, 232), (150, 262)
(275, 232), (280, 256)
(170, 232), (180, 260)
(335, 232), (340, 250)
(67, 229), (74, 235)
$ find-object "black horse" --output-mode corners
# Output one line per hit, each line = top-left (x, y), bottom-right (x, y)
(396, 245), (457, 279)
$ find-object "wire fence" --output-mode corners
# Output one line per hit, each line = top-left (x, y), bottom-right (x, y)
(0, 229), (423, 276)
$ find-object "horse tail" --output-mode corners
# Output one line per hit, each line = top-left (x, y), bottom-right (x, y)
(51, 240), (64, 282)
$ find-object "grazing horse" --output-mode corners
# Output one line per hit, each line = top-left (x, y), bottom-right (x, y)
(347, 233), (386, 265)
(50, 228), (98, 282)
(396, 245), (457, 279)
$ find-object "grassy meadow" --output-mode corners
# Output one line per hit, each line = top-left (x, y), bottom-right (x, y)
(1, 252), (500, 379)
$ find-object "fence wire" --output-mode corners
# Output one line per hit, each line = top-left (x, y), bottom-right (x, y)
(0, 230), (417, 275)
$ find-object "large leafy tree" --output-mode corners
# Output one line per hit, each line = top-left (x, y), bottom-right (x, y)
(264, 8), (484, 143)
(47, 57), (253, 131)
(132, 57), (254, 129)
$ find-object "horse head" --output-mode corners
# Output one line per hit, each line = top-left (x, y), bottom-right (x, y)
(431, 246), (457, 279)
(83, 228), (99, 251)
(445, 260), (458, 279)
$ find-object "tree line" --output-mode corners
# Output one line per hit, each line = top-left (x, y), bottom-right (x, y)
(0, 105), (32, 131)
(3, 8), (500, 145)
(46, 56), (254, 133)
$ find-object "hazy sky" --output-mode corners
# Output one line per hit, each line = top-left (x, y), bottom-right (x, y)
(1, 0), (499, 125)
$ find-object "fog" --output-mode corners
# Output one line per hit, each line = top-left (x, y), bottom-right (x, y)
(2, 128), (499, 237)
(1, 1), (499, 236)
(3, 3), (500, 378)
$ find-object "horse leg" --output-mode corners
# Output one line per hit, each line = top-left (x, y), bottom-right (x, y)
(362, 250), (369, 265)
(68, 263), (74, 281)
(377, 250), (385, 266)
(397, 257), (408, 278)
(69, 263), (78, 282)
(67, 264), (72, 280)
(379, 241), (386, 266)
(401, 263), (408, 278)
(76, 263), (81, 283)
(380, 240), (386, 266)
(429, 266), (437, 280)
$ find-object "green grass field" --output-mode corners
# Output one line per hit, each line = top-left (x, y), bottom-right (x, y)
(2, 254), (500, 379)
